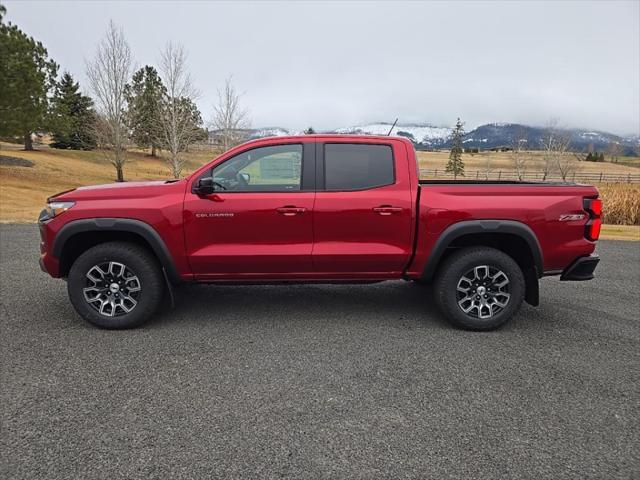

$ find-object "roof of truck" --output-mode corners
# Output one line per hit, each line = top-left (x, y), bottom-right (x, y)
(243, 134), (415, 146)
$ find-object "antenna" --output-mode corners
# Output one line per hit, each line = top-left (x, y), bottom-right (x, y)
(387, 118), (398, 136)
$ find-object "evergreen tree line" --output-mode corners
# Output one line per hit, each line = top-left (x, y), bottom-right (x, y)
(585, 151), (605, 162)
(0, 4), (204, 155)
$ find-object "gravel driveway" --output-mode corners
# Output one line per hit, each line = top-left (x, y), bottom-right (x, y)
(1, 224), (638, 479)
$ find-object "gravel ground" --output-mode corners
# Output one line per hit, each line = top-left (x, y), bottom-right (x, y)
(1, 224), (638, 479)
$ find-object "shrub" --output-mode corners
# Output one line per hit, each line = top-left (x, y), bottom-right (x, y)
(597, 183), (640, 225)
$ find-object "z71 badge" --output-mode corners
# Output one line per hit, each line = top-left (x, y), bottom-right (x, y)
(559, 214), (585, 221)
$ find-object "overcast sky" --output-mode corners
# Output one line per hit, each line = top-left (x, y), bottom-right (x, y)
(5, 0), (640, 135)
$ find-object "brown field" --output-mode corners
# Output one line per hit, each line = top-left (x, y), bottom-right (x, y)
(0, 142), (218, 222)
(416, 150), (640, 182)
(1, 142), (638, 237)
(416, 150), (640, 172)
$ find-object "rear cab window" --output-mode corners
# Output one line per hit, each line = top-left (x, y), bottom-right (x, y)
(323, 143), (395, 191)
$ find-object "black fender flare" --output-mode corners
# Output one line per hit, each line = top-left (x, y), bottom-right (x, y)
(52, 218), (181, 284)
(422, 219), (544, 282)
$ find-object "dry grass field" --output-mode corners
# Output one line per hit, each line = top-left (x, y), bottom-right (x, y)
(0, 142), (218, 222)
(596, 183), (640, 226)
(416, 150), (640, 172)
(1, 142), (638, 237)
(416, 150), (640, 182)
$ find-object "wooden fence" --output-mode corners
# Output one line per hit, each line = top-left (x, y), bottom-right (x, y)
(421, 169), (640, 184)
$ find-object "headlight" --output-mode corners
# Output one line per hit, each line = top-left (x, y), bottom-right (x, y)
(38, 201), (75, 222)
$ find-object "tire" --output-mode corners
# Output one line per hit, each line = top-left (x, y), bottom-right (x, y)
(67, 242), (164, 329)
(433, 247), (525, 331)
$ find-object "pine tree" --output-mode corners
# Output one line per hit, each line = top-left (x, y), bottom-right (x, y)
(0, 5), (58, 149)
(125, 66), (166, 156)
(174, 96), (204, 140)
(445, 118), (465, 179)
(585, 152), (593, 162)
(49, 72), (96, 150)
(599, 152), (604, 162)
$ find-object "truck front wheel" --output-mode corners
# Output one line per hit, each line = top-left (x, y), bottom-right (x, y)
(434, 247), (525, 330)
(67, 242), (164, 329)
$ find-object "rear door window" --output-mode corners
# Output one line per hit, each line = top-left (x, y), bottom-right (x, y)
(323, 143), (394, 191)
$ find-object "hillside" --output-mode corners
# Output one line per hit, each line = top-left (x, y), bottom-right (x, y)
(414, 150), (640, 174)
(2, 141), (639, 223)
(338, 123), (639, 154)
(0, 143), (219, 222)
(235, 122), (640, 155)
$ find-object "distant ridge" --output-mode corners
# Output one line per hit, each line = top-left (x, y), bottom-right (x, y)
(211, 122), (639, 155)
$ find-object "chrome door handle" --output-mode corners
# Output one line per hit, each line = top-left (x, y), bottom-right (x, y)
(277, 206), (306, 216)
(373, 206), (403, 216)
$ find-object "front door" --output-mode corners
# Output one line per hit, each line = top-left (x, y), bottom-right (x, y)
(184, 142), (315, 279)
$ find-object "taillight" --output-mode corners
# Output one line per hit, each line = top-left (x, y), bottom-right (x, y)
(583, 198), (602, 241)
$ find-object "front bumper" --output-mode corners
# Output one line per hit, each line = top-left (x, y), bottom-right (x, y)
(560, 255), (600, 281)
(38, 220), (61, 277)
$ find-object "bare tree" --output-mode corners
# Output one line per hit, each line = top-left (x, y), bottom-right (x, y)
(510, 127), (529, 181)
(556, 147), (579, 181)
(540, 121), (557, 180)
(607, 141), (623, 163)
(158, 43), (202, 178)
(211, 76), (250, 152)
(86, 21), (132, 182)
(540, 119), (573, 181)
(482, 154), (493, 180)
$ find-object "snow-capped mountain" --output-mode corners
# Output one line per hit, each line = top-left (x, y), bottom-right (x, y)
(460, 123), (635, 153)
(218, 122), (638, 155)
(247, 127), (302, 139)
(333, 123), (452, 146)
(236, 122), (453, 146)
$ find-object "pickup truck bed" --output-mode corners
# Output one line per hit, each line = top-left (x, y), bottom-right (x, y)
(413, 181), (598, 276)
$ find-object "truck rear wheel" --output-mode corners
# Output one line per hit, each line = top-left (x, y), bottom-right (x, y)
(67, 242), (164, 329)
(434, 247), (525, 331)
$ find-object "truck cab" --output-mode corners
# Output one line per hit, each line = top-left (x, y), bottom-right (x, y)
(186, 136), (416, 280)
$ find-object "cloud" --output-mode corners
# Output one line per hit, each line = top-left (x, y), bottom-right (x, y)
(5, 0), (639, 134)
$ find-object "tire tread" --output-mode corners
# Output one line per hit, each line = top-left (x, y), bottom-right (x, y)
(67, 241), (163, 329)
(433, 246), (525, 331)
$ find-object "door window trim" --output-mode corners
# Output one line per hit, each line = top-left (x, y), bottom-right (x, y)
(316, 142), (396, 192)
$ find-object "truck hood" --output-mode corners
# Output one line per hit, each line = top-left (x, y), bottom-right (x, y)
(51, 180), (185, 201)
(76, 180), (171, 191)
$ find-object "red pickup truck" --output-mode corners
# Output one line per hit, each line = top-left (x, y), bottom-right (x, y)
(39, 135), (601, 330)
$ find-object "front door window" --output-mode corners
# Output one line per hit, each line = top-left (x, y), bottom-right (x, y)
(211, 144), (303, 192)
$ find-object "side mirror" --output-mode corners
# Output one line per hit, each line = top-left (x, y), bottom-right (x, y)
(239, 172), (250, 183)
(194, 177), (215, 195)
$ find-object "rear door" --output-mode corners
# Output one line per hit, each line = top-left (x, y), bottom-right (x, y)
(183, 142), (316, 278)
(312, 140), (414, 275)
